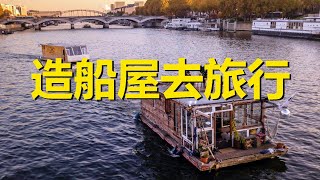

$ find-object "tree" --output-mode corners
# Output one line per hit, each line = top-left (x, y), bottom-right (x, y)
(135, 6), (144, 15)
(143, 0), (164, 15)
(139, 0), (320, 19)
(168, 0), (190, 17)
(161, 0), (170, 15)
(0, 9), (11, 19)
(0, 6), (4, 18)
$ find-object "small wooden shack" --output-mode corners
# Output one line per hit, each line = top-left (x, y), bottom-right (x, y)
(41, 43), (90, 63)
(141, 83), (288, 171)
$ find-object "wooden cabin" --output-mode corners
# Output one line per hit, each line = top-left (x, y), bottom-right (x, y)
(141, 83), (288, 171)
(40, 43), (90, 63)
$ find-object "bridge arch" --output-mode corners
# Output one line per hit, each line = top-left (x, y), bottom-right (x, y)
(106, 17), (140, 24)
(140, 16), (168, 23)
(35, 18), (72, 25)
(1, 19), (35, 25)
(72, 17), (108, 24)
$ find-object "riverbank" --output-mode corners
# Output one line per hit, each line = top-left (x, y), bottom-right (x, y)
(0, 24), (26, 35)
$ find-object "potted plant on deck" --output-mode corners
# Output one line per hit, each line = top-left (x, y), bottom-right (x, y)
(231, 118), (241, 149)
(200, 150), (209, 164)
(198, 142), (210, 164)
(240, 137), (247, 150)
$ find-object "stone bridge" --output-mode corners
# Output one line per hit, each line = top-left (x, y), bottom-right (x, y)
(0, 16), (169, 30)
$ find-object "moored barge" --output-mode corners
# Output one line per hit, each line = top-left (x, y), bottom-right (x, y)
(252, 14), (320, 40)
(141, 83), (288, 171)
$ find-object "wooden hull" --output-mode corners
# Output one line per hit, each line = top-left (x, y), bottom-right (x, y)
(141, 114), (288, 171)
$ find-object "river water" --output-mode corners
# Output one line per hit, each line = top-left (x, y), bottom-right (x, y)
(0, 27), (319, 180)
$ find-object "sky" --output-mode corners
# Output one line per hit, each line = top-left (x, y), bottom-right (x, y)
(0, 0), (146, 11)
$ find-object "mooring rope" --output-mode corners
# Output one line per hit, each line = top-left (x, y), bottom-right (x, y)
(266, 108), (281, 140)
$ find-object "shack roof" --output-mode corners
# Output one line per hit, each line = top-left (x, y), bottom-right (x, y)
(158, 83), (262, 107)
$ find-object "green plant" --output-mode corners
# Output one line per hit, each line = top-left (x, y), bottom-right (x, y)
(231, 118), (240, 141)
(200, 150), (209, 158)
(240, 136), (246, 144)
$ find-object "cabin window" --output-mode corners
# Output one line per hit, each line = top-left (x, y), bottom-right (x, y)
(152, 99), (155, 108)
(221, 111), (231, 127)
(214, 105), (232, 127)
(234, 103), (261, 128)
(182, 108), (186, 136)
(165, 99), (171, 114)
(173, 103), (179, 132)
(234, 105), (245, 127)
(81, 46), (87, 54)
(181, 109), (192, 137)
(187, 111), (192, 139)
(238, 130), (248, 138)
(72, 46), (82, 56)
(65, 47), (74, 56)
(288, 22), (294, 29)
(246, 102), (261, 126)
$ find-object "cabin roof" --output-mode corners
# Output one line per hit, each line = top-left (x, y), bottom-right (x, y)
(41, 43), (87, 48)
(304, 16), (320, 19)
(158, 83), (261, 107)
(253, 19), (305, 22)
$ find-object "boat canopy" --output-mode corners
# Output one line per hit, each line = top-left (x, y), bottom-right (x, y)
(40, 43), (90, 63)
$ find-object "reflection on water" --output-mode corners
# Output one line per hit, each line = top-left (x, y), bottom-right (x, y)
(40, 22), (134, 30)
(0, 28), (319, 180)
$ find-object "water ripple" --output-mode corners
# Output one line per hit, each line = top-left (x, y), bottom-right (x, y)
(0, 29), (319, 179)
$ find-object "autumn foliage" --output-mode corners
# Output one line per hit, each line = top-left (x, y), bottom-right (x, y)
(136, 0), (320, 20)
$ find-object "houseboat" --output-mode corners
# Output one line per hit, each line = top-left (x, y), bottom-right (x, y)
(201, 20), (220, 32)
(140, 82), (290, 171)
(200, 23), (220, 32)
(0, 24), (14, 35)
(252, 15), (320, 39)
(164, 18), (191, 30)
(0, 28), (13, 35)
(40, 43), (90, 63)
(186, 22), (203, 31)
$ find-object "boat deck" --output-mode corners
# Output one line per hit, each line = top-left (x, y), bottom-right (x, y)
(215, 144), (274, 161)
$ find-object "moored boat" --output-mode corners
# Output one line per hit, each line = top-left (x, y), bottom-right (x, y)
(140, 82), (292, 171)
(40, 43), (90, 63)
(186, 22), (203, 31)
(164, 18), (191, 30)
(252, 14), (320, 40)
(1, 29), (14, 35)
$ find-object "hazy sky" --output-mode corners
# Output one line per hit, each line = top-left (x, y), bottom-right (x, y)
(0, 0), (146, 11)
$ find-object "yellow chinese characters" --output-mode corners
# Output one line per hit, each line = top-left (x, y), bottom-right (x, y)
(248, 58), (264, 100)
(74, 59), (94, 100)
(73, 59), (117, 101)
(31, 58), (73, 100)
(31, 58), (291, 101)
(265, 60), (291, 100)
(94, 60), (117, 101)
(161, 58), (203, 100)
(204, 58), (247, 100)
(204, 58), (221, 100)
(118, 60), (159, 99)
